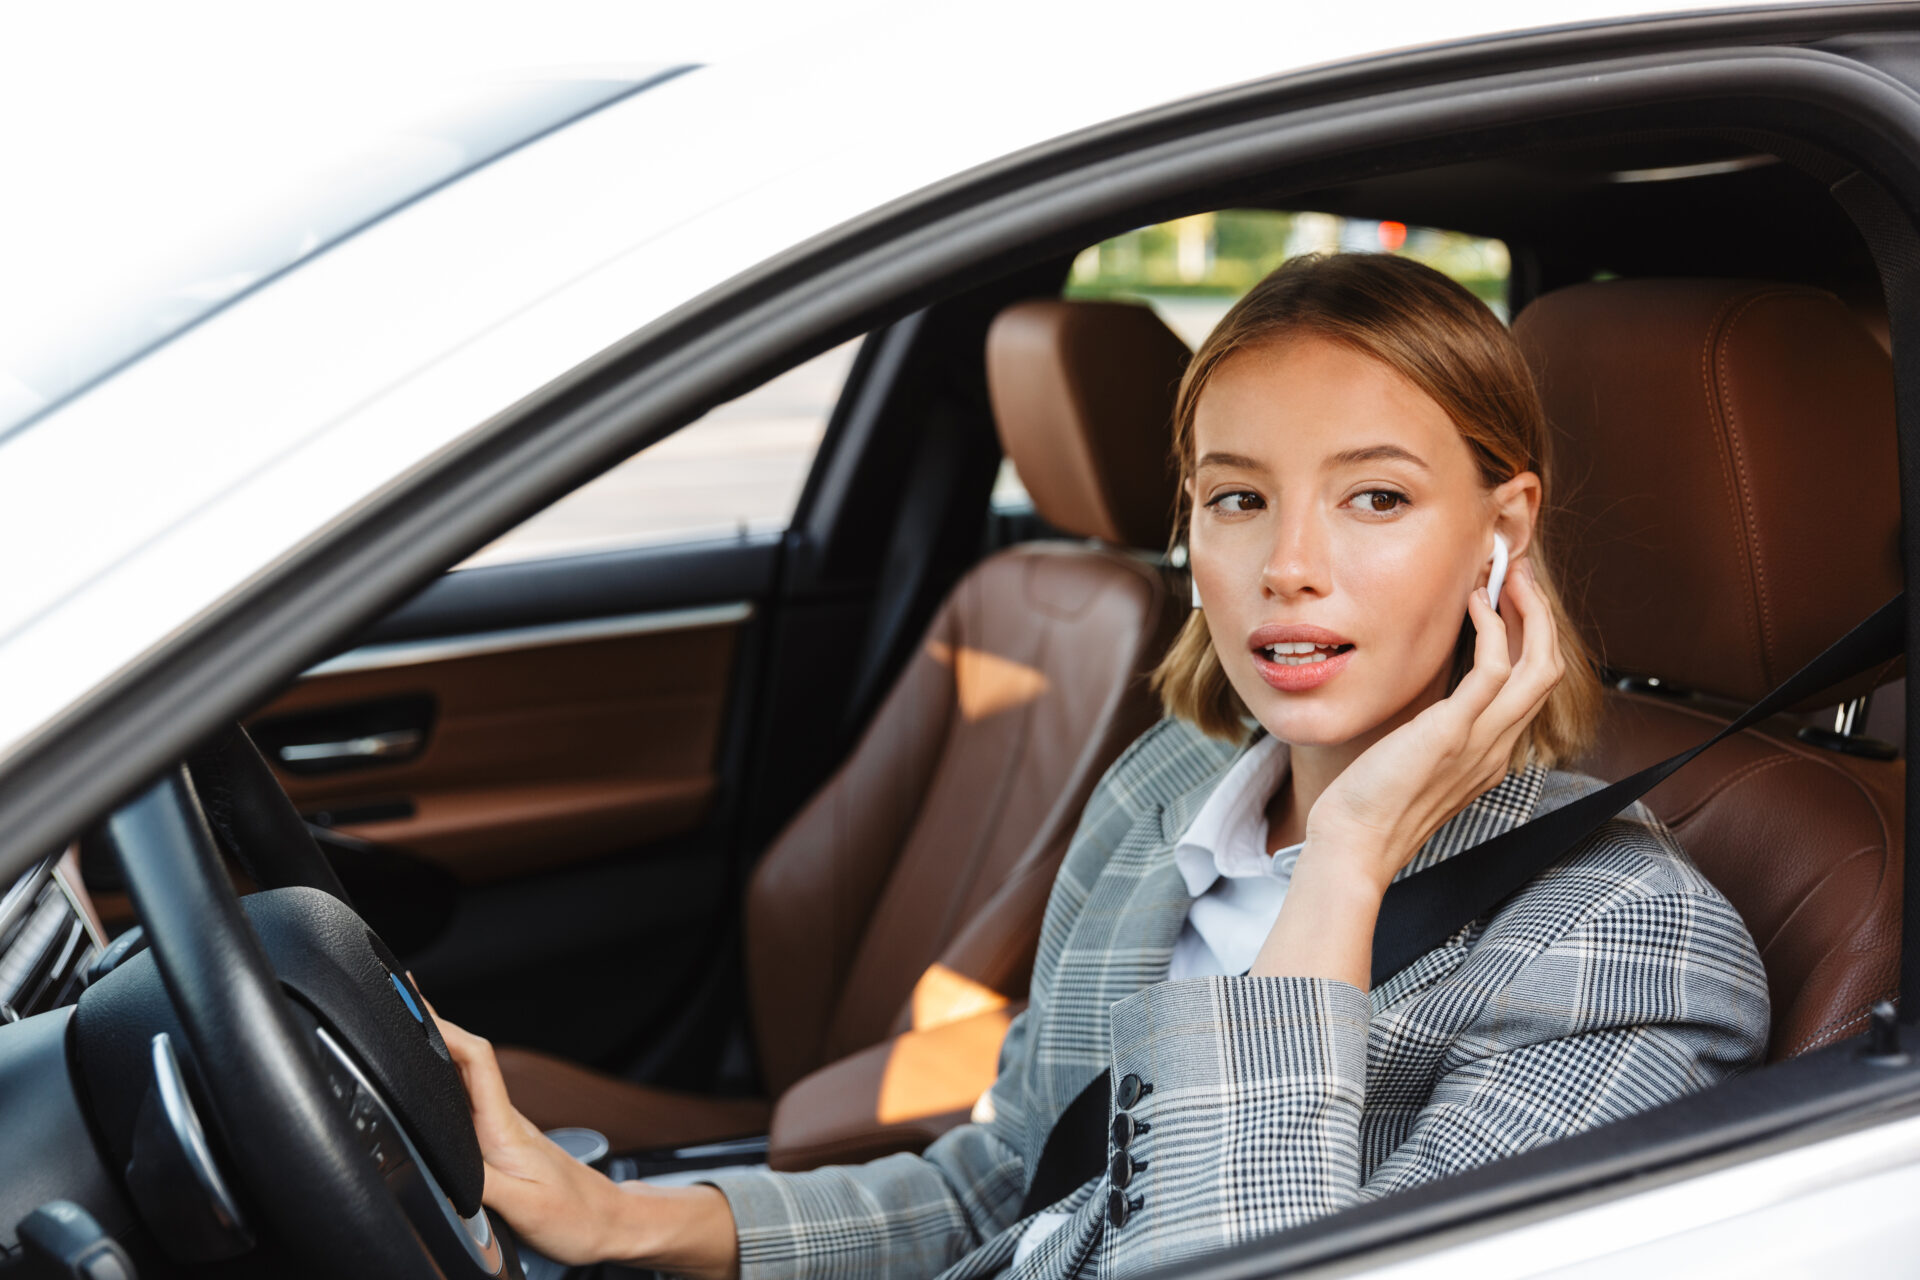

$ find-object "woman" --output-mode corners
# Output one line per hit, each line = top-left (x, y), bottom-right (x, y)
(434, 252), (1770, 1279)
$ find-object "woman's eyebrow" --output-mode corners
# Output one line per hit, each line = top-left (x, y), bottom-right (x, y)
(1196, 451), (1264, 470)
(1327, 443), (1431, 472)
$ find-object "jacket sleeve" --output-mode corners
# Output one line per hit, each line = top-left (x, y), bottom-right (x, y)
(1097, 882), (1769, 1276)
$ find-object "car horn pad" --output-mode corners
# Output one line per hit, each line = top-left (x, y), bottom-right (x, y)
(73, 888), (484, 1236)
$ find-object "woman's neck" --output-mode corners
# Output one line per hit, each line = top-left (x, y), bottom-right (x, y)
(1264, 668), (1454, 854)
(1265, 740), (1364, 853)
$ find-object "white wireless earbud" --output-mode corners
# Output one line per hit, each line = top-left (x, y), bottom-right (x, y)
(1191, 577), (1203, 609)
(1487, 532), (1510, 612)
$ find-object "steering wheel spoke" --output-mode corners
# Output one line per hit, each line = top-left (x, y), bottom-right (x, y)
(313, 1024), (510, 1276)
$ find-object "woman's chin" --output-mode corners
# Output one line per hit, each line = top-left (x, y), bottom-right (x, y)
(1249, 700), (1370, 748)
(1237, 654), (1437, 751)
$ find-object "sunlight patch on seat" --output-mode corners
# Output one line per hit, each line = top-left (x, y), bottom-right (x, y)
(926, 641), (1049, 721)
(910, 963), (1010, 1031)
(875, 1004), (1015, 1126)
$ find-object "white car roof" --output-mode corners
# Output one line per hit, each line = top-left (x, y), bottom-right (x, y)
(0, 0), (1810, 771)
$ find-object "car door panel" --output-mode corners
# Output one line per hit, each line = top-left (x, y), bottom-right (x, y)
(252, 611), (742, 883)
(218, 535), (782, 1071)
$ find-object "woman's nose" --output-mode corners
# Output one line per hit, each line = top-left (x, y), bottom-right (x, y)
(1260, 516), (1330, 599)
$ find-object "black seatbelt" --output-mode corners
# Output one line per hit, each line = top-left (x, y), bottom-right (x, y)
(1024, 1072), (1115, 1217)
(1020, 592), (1904, 1217)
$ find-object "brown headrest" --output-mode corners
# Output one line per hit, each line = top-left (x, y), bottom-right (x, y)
(985, 300), (1189, 550)
(1513, 279), (1901, 706)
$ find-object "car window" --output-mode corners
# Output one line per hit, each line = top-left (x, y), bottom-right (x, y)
(991, 210), (1510, 517)
(460, 337), (862, 569)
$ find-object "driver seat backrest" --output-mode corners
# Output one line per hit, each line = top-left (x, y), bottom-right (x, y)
(746, 300), (1190, 1095)
(1514, 278), (1905, 1060)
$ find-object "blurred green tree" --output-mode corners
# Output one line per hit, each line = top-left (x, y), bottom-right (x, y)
(1064, 208), (1508, 345)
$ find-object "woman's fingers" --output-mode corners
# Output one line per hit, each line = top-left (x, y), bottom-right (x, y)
(1303, 550), (1571, 889)
(1481, 560), (1562, 731)
(413, 991), (635, 1265)
(1444, 583), (1515, 725)
(427, 1007), (526, 1143)
(1466, 564), (1561, 791)
(412, 983), (492, 1102)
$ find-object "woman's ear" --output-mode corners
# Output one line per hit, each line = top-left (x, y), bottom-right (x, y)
(1490, 471), (1542, 562)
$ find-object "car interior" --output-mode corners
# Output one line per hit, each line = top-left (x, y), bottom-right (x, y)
(10, 26), (1920, 1276)
(295, 140), (1904, 1159)
(189, 134), (1918, 1166)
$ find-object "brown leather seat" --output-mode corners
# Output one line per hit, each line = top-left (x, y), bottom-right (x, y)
(1514, 278), (1905, 1060)
(498, 299), (1191, 1162)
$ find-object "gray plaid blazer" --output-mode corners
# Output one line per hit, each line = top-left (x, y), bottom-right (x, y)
(708, 718), (1769, 1279)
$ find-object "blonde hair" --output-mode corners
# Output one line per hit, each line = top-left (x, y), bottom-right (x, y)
(1150, 252), (1602, 770)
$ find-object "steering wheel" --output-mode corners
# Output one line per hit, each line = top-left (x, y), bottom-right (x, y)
(184, 722), (355, 904)
(71, 727), (517, 1279)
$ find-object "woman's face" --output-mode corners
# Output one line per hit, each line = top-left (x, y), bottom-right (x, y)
(1187, 333), (1534, 751)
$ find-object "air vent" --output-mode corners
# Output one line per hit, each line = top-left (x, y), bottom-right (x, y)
(0, 856), (99, 1021)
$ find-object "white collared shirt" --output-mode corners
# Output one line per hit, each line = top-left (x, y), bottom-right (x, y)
(1015, 736), (1299, 1266)
(1168, 734), (1300, 981)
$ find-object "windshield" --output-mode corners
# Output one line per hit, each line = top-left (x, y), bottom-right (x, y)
(0, 67), (683, 438)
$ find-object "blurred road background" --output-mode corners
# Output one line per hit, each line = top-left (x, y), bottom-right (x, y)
(462, 340), (862, 568)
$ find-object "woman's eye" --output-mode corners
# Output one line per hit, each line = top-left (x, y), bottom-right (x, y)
(1346, 489), (1409, 515)
(1206, 490), (1264, 514)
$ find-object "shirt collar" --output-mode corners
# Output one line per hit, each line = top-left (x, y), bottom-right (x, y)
(1160, 730), (1553, 895)
(1171, 735), (1289, 897)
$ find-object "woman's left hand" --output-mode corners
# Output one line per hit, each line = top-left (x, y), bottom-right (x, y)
(1250, 558), (1563, 986)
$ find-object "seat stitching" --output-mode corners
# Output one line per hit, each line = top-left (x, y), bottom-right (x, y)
(918, 561), (1175, 1015)
(815, 589), (968, 1069)
(924, 556), (1050, 954)
(1700, 289), (1770, 688)
(1784, 992), (1898, 1058)
(1712, 290), (1808, 687)
(1661, 753), (1798, 827)
(1612, 691), (1895, 851)
(1754, 843), (1883, 959)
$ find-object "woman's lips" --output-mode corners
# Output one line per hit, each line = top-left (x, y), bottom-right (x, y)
(1247, 625), (1356, 693)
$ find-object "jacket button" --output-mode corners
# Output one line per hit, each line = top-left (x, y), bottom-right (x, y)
(1111, 1112), (1146, 1149)
(1108, 1188), (1141, 1228)
(1116, 1073), (1145, 1109)
(1109, 1150), (1146, 1189)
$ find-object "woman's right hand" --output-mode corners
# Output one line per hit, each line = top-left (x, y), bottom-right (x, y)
(427, 1004), (743, 1279)
(430, 1008), (635, 1265)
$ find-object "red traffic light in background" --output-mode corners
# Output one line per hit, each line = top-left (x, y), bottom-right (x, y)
(1377, 220), (1408, 251)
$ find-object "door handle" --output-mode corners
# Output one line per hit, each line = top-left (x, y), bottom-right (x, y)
(277, 729), (423, 764)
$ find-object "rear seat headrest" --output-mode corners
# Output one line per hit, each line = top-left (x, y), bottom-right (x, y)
(986, 299), (1189, 551)
(1513, 278), (1902, 706)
